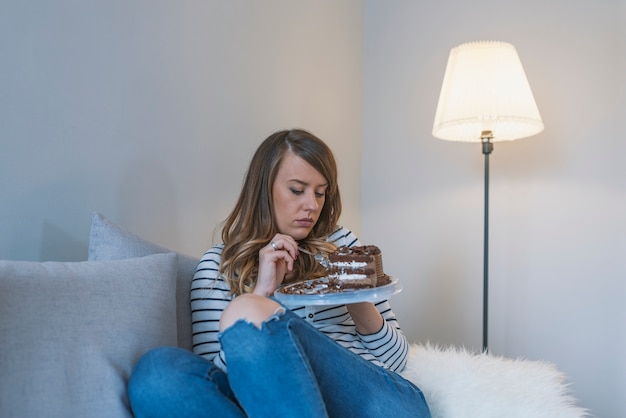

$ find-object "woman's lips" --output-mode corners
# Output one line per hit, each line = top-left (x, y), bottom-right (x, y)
(295, 218), (314, 228)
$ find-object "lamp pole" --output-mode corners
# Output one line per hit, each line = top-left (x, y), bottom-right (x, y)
(481, 130), (493, 354)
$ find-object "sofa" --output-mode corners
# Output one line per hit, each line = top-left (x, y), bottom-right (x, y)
(0, 212), (589, 417)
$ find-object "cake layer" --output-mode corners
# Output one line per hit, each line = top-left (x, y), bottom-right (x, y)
(328, 245), (381, 262)
(327, 245), (381, 288)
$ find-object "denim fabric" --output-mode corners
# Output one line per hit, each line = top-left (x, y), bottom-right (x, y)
(128, 347), (244, 418)
(128, 309), (430, 418)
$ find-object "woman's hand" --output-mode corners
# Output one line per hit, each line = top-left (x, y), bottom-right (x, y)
(253, 234), (299, 297)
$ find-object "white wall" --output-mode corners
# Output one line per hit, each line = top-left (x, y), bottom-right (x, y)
(362, 1), (625, 417)
(0, 1), (364, 261)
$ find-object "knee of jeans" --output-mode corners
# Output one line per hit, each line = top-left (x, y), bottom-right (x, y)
(220, 293), (285, 330)
(128, 347), (180, 405)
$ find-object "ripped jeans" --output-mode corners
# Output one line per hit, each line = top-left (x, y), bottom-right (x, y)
(128, 309), (430, 418)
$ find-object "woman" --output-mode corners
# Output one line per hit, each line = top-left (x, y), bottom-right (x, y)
(128, 129), (430, 418)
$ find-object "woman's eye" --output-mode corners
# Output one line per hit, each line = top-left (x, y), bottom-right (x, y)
(315, 192), (325, 198)
(290, 188), (304, 195)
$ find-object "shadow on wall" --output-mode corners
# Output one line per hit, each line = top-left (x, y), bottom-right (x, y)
(422, 252), (481, 347)
(31, 159), (181, 263)
(117, 159), (180, 250)
(40, 220), (88, 262)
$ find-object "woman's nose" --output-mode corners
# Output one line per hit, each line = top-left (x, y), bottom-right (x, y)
(303, 191), (319, 211)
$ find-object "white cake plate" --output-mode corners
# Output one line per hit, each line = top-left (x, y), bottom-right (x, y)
(274, 277), (401, 307)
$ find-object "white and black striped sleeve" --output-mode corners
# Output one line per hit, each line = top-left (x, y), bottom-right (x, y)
(190, 244), (231, 369)
(357, 300), (409, 372)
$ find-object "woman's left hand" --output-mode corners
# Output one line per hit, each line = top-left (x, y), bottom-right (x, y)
(253, 234), (299, 297)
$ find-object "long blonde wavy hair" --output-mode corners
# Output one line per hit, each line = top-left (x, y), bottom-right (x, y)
(219, 129), (342, 295)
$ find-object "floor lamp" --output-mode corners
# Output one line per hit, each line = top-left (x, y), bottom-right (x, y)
(432, 41), (543, 353)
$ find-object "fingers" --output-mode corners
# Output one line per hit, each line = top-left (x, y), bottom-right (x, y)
(255, 235), (302, 295)
(259, 234), (298, 280)
(266, 234), (299, 263)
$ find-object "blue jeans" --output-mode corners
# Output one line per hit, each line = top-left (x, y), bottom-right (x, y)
(128, 309), (430, 418)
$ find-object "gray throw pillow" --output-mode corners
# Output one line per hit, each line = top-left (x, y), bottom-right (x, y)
(0, 253), (178, 418)
(88, 212), (199, 350)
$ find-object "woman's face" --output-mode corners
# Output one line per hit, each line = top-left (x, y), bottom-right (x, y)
(272, 151), (327, 240)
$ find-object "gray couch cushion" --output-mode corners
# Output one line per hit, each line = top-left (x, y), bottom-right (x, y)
(0, 253), (178, 418)
(88, 212), (199, 350)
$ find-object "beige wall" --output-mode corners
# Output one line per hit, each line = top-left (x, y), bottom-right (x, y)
(362, 1), (626, 417)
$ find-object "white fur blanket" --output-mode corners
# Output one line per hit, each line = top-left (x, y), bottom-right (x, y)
(401, 344), (589, 418)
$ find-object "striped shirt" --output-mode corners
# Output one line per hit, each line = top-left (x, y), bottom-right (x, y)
(190, 227), (409, 373)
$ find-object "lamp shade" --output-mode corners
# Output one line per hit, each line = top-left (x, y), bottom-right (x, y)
(432, 41), (543, 142)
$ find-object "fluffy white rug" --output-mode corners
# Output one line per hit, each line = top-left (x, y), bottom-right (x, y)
(401, 343), (589, 418)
